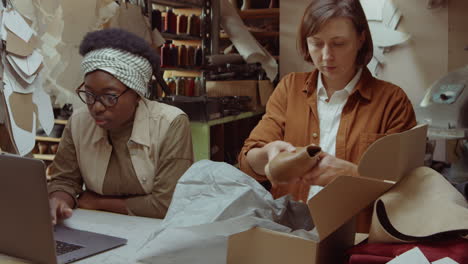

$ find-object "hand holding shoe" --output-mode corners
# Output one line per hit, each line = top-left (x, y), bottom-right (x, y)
(245, 140), (296, 176)
(300, 152), (359, 186)
(265, 144), (322, 184)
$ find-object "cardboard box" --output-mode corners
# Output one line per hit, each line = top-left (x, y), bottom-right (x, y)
(227, 124), (428, 264)
(206, 80), (274, 110)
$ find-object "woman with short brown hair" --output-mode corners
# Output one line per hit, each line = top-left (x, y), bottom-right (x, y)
(238, 0), (416, 231)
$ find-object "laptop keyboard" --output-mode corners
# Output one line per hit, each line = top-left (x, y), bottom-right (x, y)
(55, 240), (84, 256)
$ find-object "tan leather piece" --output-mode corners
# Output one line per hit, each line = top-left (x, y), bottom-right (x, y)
(369, 166), (468, 243)
(265, 145), (322, 183)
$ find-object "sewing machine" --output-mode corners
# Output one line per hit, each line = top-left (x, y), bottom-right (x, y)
(415, 65), (468, 183)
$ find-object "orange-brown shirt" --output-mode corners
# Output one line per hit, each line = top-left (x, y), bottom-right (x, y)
(239, 68), (417, 202)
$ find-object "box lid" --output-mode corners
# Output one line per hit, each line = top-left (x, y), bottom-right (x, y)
(358, 124), (428, 182)
(308, 124), (428, 240)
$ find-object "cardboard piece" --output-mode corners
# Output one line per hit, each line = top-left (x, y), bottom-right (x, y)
(152, 28), (165, 48)
(227, 124), (428, 264)
(61, 0), (97, 44)
(5, 29), (37, 57)
(358, 123), (428, 181)
(8, 92), (35, 132)
(2, 82), (36, 156)
(115, 2), (152, 44)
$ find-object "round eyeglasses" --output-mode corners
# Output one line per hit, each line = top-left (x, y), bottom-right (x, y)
(76, 87), (130, 108)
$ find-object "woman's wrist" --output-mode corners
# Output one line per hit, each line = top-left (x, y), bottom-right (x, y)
(246, 147), (269, 175)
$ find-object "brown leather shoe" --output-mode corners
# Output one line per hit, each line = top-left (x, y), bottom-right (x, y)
(265, 145), (321, 183)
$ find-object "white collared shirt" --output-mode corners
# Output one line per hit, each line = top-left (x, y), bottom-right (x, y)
(316, 68), (362, 156)
(308, 68), (362, 200)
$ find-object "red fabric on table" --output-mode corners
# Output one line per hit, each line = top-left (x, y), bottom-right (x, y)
(345, 238), (468, 264)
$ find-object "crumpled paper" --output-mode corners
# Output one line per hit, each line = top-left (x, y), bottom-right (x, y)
(137, 160), (316, 264)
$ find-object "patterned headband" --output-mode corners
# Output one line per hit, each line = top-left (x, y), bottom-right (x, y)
(81, 48), (152, 97)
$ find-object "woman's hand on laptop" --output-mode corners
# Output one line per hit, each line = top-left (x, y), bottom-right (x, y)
(49, 191), (74, 225)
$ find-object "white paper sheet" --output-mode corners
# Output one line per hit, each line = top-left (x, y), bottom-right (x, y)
(383, 0), (402, 30)
(7, 51), (43, 76)
(1, 10), (8, 41)
(32, 75), (54, 136)
(5, 56), (38, 84)
(360, 0), (385, 21)
(373, 47), (386, 63)
(3, 60), (35, 94)
(137, 160), (316, 264)
(220, 0), (278, 81)
(367, 57), (381, 76)
(3, 9), (34, 42)
(387, 247), (431, 264)
(368, 21), (410, 48)
(432, 257), (459, 264)
(2, 82), (36, 156)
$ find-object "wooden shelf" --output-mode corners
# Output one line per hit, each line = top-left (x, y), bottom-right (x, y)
(33, 154), (55, 161)
(238, 8), (279, 19)
(152, 0), (204, 8)
(221, 31), (279, 39)
(36, 136), (61, 143)
(54, 119), (67, 125)
(163, 69), (202, 78)
(162, 67), (203, 72)
(162, 32), (202, 41)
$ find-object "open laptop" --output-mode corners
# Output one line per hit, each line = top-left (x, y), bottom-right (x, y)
(0, 153), (127, 264)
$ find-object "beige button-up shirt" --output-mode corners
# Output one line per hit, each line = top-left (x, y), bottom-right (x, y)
(48, 98), (194, 218)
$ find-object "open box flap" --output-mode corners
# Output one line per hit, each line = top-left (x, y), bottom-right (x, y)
(309, 124), (428, 240)
(358, 124), (427, 182)
(308, 176), (394, 240)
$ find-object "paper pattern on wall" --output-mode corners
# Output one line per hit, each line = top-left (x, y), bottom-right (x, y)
(0, 5), (54, 155)
(360, 0), (410, 76)
(2, 82), (37, 156)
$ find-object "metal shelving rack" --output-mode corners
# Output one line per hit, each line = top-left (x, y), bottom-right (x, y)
(148, 0), (220, 95)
